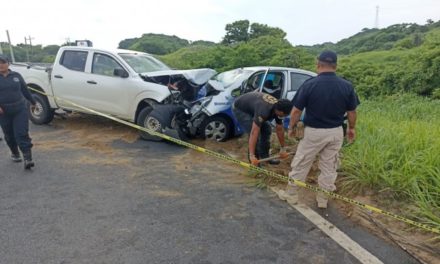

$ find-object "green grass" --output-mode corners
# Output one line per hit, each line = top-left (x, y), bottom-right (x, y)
(340, 94), (440, 230)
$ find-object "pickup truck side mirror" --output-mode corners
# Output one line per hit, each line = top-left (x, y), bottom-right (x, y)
(114, 68), (129, 78)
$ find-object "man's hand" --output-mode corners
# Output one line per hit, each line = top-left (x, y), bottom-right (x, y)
(0, 106), (3, 115)
(346, 128), (356, 143)
(250, 155), (259, 166)
(279, 147), (289, 159)
(288, 127), (296, 138)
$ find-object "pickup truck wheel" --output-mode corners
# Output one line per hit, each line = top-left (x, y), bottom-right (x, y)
(29, 93), (55, 125)
(137, 106), (163, 141)
(201, 116), (231, 142)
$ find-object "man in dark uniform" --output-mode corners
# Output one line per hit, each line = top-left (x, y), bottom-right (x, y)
(232, 92), (293, 166)
(0, 54), (36, 169)
(279, 50), (360, 208)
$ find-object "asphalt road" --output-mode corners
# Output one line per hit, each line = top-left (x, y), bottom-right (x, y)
(0, 117), (420, 264)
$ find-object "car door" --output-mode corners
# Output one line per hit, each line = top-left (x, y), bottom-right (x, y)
(286, 71), (314, 101)
(241, 71), (265, 94)
(259, 70), (287, 99)
(87, 52), (130, 117)
(51, 49), (91, 111)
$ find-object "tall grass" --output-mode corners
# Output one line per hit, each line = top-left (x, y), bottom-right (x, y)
(341, 94), (440, 229)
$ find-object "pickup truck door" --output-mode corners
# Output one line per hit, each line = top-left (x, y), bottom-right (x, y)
(51, 50), (130, 117)
(51, 49), (92, 111)
(84, 52), (130, 117)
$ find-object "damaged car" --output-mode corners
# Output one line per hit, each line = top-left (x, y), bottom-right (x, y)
(142, 66), (316, 142)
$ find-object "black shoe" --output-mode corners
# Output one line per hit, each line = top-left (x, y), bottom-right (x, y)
(11, 153), (22, 162)
(268, 159), (281, 165)
(24, 159), (35, 170)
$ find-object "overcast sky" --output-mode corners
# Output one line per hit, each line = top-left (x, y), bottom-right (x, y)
(2, 0), (439, 49)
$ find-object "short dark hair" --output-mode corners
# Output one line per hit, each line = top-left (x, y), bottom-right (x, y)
(317, 60), (337, 69)
(274, 99), (293, 114)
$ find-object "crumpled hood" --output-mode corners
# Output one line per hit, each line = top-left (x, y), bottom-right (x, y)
(140, 68), (217, 85)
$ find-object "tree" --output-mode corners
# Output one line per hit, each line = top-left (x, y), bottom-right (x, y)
(222, 20), (250, 45)
(249, 23), (286, 39)
(125, 34), (190, 55)
(118, 38), (139, 49)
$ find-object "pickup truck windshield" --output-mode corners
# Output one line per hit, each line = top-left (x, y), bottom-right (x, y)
(119, 53), (170, 73)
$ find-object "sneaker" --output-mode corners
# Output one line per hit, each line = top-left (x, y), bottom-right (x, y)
(24, 160), (35, 170)
(277, 189), (299, 205)
(11, 153), (22, 162)
(316, 193), (328, 208)
(267, 159), (281, 165)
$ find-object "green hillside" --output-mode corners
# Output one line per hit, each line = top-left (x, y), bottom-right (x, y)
(301, 20), (440, 55)
(336, 27), (440, 98)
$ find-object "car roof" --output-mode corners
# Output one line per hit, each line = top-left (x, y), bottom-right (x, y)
(59, 46), (153, 56)
(241, 66), (316, 76)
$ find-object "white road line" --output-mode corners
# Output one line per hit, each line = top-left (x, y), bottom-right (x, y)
(270, 187), (383, 264)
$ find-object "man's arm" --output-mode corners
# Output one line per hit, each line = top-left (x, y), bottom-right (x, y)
(249, 122), (261, 158)
(346, 110), (357, 143)
(275, 123), (285, 148)
(288, 107), (303, 138)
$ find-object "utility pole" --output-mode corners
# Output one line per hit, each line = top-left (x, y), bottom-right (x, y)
(24, 35), (34, 62)
(26, 35), (34, 57)
(6, 30), (15, 63)
(24, 37), (30, 62)
(374, 6), (379, 29)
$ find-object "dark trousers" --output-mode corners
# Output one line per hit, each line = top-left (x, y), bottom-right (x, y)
(0, 100), (33, 155)
(233, 107), (272, 159)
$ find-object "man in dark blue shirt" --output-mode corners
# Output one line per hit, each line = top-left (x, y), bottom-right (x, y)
(279, 50), (359, 208)
(0, 54), (37, 169)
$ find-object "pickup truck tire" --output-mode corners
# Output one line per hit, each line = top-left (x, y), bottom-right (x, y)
(29, 93), (55, 125)
(137, 106), (162, 141)
(201, 116), (231, 142)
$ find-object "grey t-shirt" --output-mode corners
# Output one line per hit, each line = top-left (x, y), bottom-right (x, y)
(234, 92), (282, 127)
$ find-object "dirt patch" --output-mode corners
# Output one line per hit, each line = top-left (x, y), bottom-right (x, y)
(335, 196), (440, 264)
(149, 190), (184, 198)
(33, 113), (139, 166)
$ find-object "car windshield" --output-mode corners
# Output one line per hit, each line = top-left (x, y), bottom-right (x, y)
(119, 53), (170, 73)
(213, 68), (255, 88)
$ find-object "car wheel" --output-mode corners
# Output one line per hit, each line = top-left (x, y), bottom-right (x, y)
(29, 93), (54, 125)
(137, 106), (163, 141)
(201, 116), (231, 142)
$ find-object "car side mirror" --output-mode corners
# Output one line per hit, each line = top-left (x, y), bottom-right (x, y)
(231, 88), (241, 97)
(114, 68), (129, 78)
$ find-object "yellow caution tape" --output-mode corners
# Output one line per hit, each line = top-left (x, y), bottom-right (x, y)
(28, 87), (440, 235)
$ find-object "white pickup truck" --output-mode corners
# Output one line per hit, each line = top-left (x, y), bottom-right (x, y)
(10, 46), (215, 139)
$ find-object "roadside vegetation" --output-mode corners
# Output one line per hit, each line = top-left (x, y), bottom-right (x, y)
(341, 95), (440, 230)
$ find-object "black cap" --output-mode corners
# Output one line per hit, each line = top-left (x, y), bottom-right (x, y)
(0, 54), (9, 63)
(318, 50), (337, 64)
